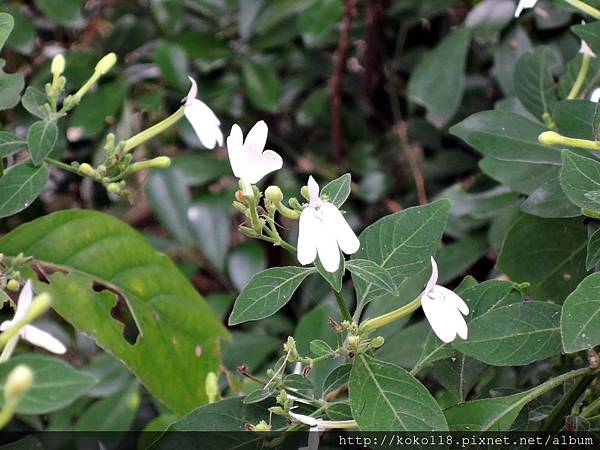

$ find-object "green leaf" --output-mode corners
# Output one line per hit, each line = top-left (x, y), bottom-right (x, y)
(154, 40), (189, 92)
(283, 373), (314, 391)
(321, 173), (351, 208)
(0, 131), (25, 158)
(586, 225), (600, 270)
(493, 26), (531, 95)
(572, 21), (600, 56)
(454, 301), (562, 366)
(0, 162), (48, 218)
(227, 242), (266, 292)
(427, 355), (486, 404)
(345, 259), (397, 295)
(170, 153), (231, 186)
(315, 253), (344, 292)
(322, 363), (351, 395)
(0, 354), (97, 414)
(27, 120), (58, 166)
(76, 381), (139, 431)
(309, 339), (334, 356)
(520, 175), (580, 218)
(560, 150), (600, 213)
(0, 12), (14, 50)
(352, 199), (451, 313)
(434, 233), (488, 284)
(0, 60), (24, 110)
(513, 47), (558, 120)
(408, 27), (471, 127)
(188, 196), (231, 273)
(21, 87), (50, 120)
(83, 353), (132, 398)
(349, 354), (448, 431)
(497, 214), (588, 302)
(242, 60), (281, 112)
(0, 210), (228, 415)
(34, 0), (82, 26)
(298, 0), (342, 46)
(3, 6), (35, 54)
(560, 273), (600, 353)
(228, 266), (315, 325)
(552, 100), (595, 140)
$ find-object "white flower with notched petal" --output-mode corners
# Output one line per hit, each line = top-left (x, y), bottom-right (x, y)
(226, 120), (283, 192)
(184, 77), (223, 149)
(297, 176), (360, 273)
(420, 257), (469, 343)
(514, 0), (537, 17)
(0, 281), (67, 354)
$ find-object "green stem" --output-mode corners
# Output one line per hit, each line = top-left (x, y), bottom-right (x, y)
(334, 291), (352, 322)
(122, 107), (184, 153)
(582, 394), (600, 418)
(0, 294), (51, 350)
(359, 296), (422, 334)
(0, 336), (18, 363)
(0, 399), (17, 429)
(567, 52), (592, 100)
(274, 201), (301, 220)
(564, 0), (600, 20)
(539, 373), (596, 431)
(45, 158), (83, 176)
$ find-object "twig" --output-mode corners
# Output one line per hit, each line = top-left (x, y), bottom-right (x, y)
(394, 122), (427, 205)
(329, 0), (357, 167)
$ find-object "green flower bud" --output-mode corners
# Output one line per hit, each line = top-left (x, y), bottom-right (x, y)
(4, 365), (34, 402)
(276, 389), (288, 406)
(300, 185), (310, 201)
(95, 53), (117, 75)
(79, 163), (95, 177)
(253, 420), (271, 432)
(6, 279), (19, 291)
(347, 335), (360, 350)
(149, 156), (171, 169)
(289, 197), (302, 210)
(51, 54), (65, 77)
(265, 186), (284, 203)
(205, 372), (219, 404)
(106, 183), (121, 194)
(269, 406), (286, 416)
(370, 336), (385, 348)
(538, 131), (563, 146)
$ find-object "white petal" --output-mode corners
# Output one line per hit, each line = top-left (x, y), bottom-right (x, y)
(423, 257), (439, 295)
(184, 99), (222, 149)
(14, 280), (34, 322)
(454, 312), (469, 340)
(580, 40), (596, 58)
(293, 362), (303, 374)
(226, 124), (245, 178)
(299, 427), (320, 450)
(243, 149), (283, 184)
(297, 208), (318, 266)
(289, 411), (319, 427)
(321, 202), (359, 255)
(421, 290), (458, 343)
(243, 120), (268, 157)
(307, 176), (320, 207)
(435, 285), (469, 316)
(591, 88), (600, 103)
(185, 76), (198, 106)
(316, 218), (341, 273)
(21, 325), (67, 354)
(0, 320), (14, 332)
(514, 0), (537, 17)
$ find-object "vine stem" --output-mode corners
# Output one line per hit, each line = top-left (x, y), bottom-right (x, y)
(567, 51), (591, 100)
(564, 0), (600, 20)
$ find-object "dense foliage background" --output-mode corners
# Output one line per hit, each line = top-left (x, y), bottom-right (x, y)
(0, 0), (599, 444)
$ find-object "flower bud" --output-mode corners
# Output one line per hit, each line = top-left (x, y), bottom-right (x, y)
(79, 163), (95, 177)
(6, 279), (19, 291)
(289, 197), (302, 210)
(4, 365), (34, 402)
(347, 335), (360, 350)
(253, 420), (271, 432)
(265, 186), (283, 203)
(95, 53), (117, 75)
(205, 372), (219, 404)
(149, 156), (171, 169)
(370, 336), (385, 348)
(276, 389), (288, 405)
(538, 131), (563, 146)
(300, 186), (310, 201)
(106, 183), (121, 194)
(51, 54), (65, 77)
(269, 406), (286, 416)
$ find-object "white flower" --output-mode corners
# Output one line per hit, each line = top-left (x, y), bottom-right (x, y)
(591, 88), (600, 102)
(289, 411), (321, 450)
(580, 39), (596, 58)
(0, 281), (67, 354)
(226, 120), (283, 192)
(184, 76), (223, 149)
(514, 0), (537, 17)
(420, 257), (469, 343)
(297, 176), (360, 273)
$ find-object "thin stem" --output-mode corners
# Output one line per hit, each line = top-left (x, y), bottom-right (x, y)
(0, 399), (16, 429)
(567, 52), (592, 100)
(0, 336), (19, 363)
(582, 393), (600, 418)
(359, 295), (421, 334)
(45, 158), (83, 176)
(122, 107), (184, 153)
(564, 0), (600, 20)
(334, 291), (352, 322)
(539, 373), (596, 431)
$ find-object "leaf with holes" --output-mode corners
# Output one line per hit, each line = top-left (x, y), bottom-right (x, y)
(0, 210), (228, 415)
(349, 354), (448, 431)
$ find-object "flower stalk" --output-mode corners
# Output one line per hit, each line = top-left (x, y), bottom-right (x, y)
(538, 131), (600, 151)
(564, 0), (600, 20)
(567, 51), (592, 100)
(122, 107), (185, 153)
(359, 295), (422, 334)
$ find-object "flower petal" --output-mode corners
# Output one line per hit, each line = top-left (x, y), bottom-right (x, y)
(184, 99), (223, 149)
(316, 218), (341, 273)
(21, 324), (67, 354)
(289, 411), (319, 427)
(0, 320), (14, 332)
(14, 280), (34, 322)
(244, 149), (283, 184)
(297, 208), (318, 266)
(226, 124), (245, 178)
(321, 202), (359, 255)
(435, 285), (469, 316)
(514, 0), (537, 18)
(299, 426), (321, 450)
(307, 176), (320, 207)
(423, 257), (439, 295)
(454, 311), (469, 340)
(421, 289), (458, 343)
(185, 76), (198, 106)
(243, 120), (268, 156)
(591, 88), (600, 103)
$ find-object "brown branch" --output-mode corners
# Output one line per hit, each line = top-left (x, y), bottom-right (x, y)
(395, 122), (427, 205)
(329, 0), (357, 167)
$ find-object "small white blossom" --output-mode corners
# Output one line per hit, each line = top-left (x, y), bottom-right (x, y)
(226, 120), (283, 193)
(591, 88), (600, 102)
(184, 76), (223, 149)
(514, 0), (537, 17)
(0, 281), (67, 354)
(580, 40), (596, 58)
(297, 176), (360, 273)
(420, 257), (469, 343)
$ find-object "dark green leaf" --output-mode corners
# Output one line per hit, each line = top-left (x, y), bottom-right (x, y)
(552, 100), (595, 140)
(321, 173), (351, 208)
(0, 162), (48, 218)
(315, 253), (344, 292)
(345, 259), (397, 295)
(0, 131), (25, 158)
(154, 40), (189, 92)
(227, 242), (266, 292)
(521, 175), (580, 218)
(188, 196), (231, 273)
(75, 381), (139, 432)
(572, 21), (600, 55)
(242, 60), (281, 112)
(309, 339), (334, 356)
(34, 0), (82, 26)
(514, 47), (558, 120)
(493, 26), (531, 95)
(586, 224), (600, 270)
(21, 87), (50, 120)
(322, 363), (351, 395)
(560, 150), (600, 213)
(434, 233), (488, 284)
(27, 120), (58, 166)
(0, 61), (24, 110)
(228, 266), (315, 325)
(298, 0), (342, 46)
(560, 273), (600, 353)
(0, 12), (13, 50)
